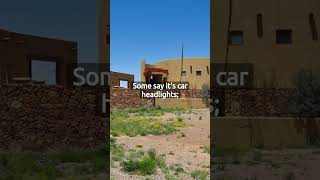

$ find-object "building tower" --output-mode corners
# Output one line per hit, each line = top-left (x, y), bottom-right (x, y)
(212, 0), (320, 88)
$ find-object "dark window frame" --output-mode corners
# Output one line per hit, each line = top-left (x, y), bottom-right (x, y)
(196, 71), (202, 76)
(229, 30), (244, 46)
(257, 14), (263, 38)
(276, 29), (292, 44)
(107, 34), (110, 45)
(181, 71), (187, 76)
(309, 13), (318, 41)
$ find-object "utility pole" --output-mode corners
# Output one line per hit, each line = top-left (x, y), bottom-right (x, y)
(224, 0), (233, 87)
(180, 44), (184, 83)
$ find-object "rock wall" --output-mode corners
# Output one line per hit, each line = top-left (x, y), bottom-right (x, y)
(110, 89), (209, 109)
(110, 88), (154, 109)
(213, 88), (293, 117)
(0, 85), (107, 150)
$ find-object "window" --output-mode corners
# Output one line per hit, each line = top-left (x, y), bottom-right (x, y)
(190, 66), (193, 73)
(119, 80), (128, 88)
(309, 13), (318, 41)
(257, 14), (263, 38)
(181, 71), (186, 76)
(31, 60), (56, 85)
(207, 66), (210, 74)
(107, 34), (110, 44)
(276, 30), (292, 44)
(229, 31), (243, 45)
(196, 71), (202, 76)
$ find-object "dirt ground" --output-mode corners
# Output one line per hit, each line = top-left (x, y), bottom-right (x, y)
(213, 148), (320, 180)
(111, 108), (320, 180)
(111, 109), (210, 180)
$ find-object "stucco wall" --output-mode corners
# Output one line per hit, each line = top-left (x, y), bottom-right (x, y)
(155, 98), (208, 109)
(141, 58), (210, 89)
(212, 0), (320, 88)
(212, 117), (320, 149)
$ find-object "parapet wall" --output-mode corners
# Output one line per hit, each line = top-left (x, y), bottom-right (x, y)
(0, 85), (107, 150)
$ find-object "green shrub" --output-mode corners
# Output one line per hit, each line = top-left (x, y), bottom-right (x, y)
(138, 157), (157, 175)
(111, 143), (125, 162)
(201, 145), (210, 154)
(120, 149), (166, 176)
(121, 159), (140, 172)
(177, 117), (184, 122)
(111, 108), (192, 137)
(191, 170), (209, 180)
(0, 145), (107, 179)
(146, 149), (157, 160)
(111, 117), (177, 137)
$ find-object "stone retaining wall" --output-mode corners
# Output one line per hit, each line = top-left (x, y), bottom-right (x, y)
(110, 88), (154, 109)
(110, 89), (209, 109)
(213, 88), (293, 117)
(0, 85), (107, 150)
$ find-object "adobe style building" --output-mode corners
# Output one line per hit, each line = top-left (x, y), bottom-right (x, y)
(212, 0), (320, 88)
(0, 29), (77, 86)
(141, 58), (210, 89)
(110, 71), (134, 89)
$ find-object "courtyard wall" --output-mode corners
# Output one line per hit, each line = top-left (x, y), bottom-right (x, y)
(0, 85), (107, 150)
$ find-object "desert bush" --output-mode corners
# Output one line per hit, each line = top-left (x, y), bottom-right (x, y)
(289, 69), (320, 145)
(121, 149), (164, 176)
(191, 170), (209, 180)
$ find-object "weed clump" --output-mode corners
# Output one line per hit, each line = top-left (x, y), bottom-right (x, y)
(121, 149), (165, 176)
(190, 170), (209, 180)
(111, 108), (190, 137)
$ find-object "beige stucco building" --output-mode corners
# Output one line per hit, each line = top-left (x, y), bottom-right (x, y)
(141, 58), (210, 89)
(212, 0), (320, 88)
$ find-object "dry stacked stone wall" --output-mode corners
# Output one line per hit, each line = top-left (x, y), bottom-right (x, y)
(111, 88), (154, 109)
(110, 89), (210, 109)
(0, 85), (107, 150)
(213, 88), (294, 117)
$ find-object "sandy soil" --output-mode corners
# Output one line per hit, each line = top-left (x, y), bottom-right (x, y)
(111, 109), (210, 180)
(213, 148), (320, 180)
(111, 108), (320, 180)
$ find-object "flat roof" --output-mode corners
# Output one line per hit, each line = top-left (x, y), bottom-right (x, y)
(110, 71), (134, 77)
(0, 28), (77, 44)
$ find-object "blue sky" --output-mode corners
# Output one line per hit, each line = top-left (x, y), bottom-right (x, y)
(0, 0), (97, 83)
(111, 0), (210, 81)
(0, 0), (98, 62)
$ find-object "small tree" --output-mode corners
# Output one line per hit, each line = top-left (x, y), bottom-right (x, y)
(289, 69), (320, 145)
(201, 84), (210, 107)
